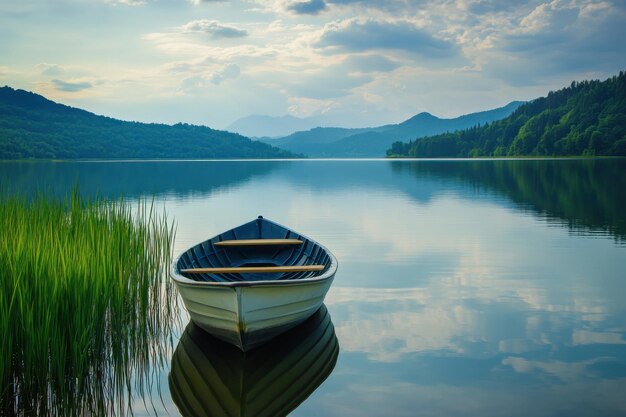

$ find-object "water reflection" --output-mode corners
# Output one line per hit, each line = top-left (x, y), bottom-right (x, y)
(0, 160), (280, 199)
(3, 159), (626, 416)
(2, 159), (625, 242)
(390, 159), (626, 242)
(168, 305), (339, 417)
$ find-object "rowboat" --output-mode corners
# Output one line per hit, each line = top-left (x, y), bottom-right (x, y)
(170, 216), (338, 351)
(169, 305), (339, 417)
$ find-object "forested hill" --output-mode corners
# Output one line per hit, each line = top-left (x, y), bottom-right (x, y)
(0, 87), (298, 159)
(388, 72), (626, 158)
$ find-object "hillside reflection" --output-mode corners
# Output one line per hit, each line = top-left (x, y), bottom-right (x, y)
(0, 160), (281, 199)
(390, 159), (626, 242)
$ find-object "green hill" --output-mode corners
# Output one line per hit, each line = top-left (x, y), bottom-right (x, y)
(263, 102), (523, 157)
(388, 72), (626, 158)
(0, 87), (298, 159)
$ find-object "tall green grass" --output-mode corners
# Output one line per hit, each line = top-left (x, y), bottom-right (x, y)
(0, 191), (176, 416)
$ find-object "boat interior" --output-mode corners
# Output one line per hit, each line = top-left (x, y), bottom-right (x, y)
(176, 217), (334, 282)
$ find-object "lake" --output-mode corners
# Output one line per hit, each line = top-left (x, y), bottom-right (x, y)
(2, 158), (626, 416)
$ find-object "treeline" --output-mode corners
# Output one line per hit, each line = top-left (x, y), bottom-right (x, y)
(388, 71), (626, 157)
(0, 87), (299, 159)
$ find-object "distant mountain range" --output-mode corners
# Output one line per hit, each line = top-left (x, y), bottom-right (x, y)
(227, 114), (331, 138)
(260, 102), (524, 157)
(389, 71), (626, 157)
(0, 87), (298, 160)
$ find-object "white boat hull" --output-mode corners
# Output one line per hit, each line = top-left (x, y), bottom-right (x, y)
(173, 276), (334, 351)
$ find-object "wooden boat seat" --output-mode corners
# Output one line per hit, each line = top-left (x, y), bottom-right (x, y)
(214, 239), (303, 246)
(181, 265), (325, 274)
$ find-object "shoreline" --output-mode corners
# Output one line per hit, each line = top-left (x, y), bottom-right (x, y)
(1, 155), (625, 163)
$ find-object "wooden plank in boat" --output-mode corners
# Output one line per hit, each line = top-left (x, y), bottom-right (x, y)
(214, 239), (303, 246)
(181, 265), (325, 274)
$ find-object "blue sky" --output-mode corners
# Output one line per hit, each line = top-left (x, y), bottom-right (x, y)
(1, 0), (625, 129)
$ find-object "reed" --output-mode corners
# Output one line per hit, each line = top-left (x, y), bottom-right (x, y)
(0, 190), (176, 416)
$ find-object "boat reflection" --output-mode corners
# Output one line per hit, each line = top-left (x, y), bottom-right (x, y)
(168, 305), (339, 417)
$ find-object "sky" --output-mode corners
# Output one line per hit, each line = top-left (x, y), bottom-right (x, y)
(1, 0), (625, 129)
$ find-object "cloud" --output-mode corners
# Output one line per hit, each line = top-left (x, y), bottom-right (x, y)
(343, 54), (400, 72)
(502, 357), (601, 383)
(287, 96), (338, 117)
(484, 0), (626, 84)
(281, 0), (425, 15)
(210, 63), (240, 84)
(51, 79), (93, 92)
(178, 63), (240, 92)
(460, 0), (528, 15)
(286, 0), (327, 14)
(105, 0), (146, 6)
(181, 19), (248, 38)
(572, 330), (626, 345)
(35, 63), (64, 76)
(329, 0), (420, 8)
(514, 0), (579, 37)
(190, 0), (227, 4)
(315, 19), (459, 59)
(289, 71), (372, 99)
(179, 75), (207, 91)
(275, 56), (392, 100)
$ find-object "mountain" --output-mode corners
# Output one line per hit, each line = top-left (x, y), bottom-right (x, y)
(0, 87), (298, 160)
(388, 72), (626, 158)
(263, 101), (524, 157)
(265, 126), (393, 156)
(226, 114), (330, 138)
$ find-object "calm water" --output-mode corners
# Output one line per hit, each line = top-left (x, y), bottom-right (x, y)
(2, 159), (626, 416)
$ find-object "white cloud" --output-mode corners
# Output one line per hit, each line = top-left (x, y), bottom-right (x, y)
(190, 0), (228, 4)
(343, 54), (400, 72)
(179, 75), (208, 92)
(285, 67), (373, 99)
(181, 19), (248, 38)
(483, 0), (626, 84)
(178, 63), (241, 92)
(287, 96), (339, 117)
(572, 330), (626, 345)
(105, 0), (146, 6)
(210, 63), (240, 84)
(502, 357), (598, 382)
(35, 63), (65, 76)
(327, 287), (475, 362)
(517, 0), (571, 34)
